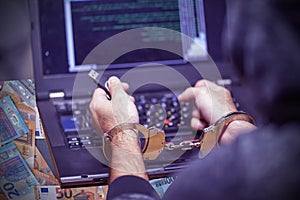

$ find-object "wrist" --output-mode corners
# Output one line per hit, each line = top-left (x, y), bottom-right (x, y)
(219, 120), (257, 145)
(110, 129), (141, 153)
(199, 111), (255, 158)
(107, 129), (148, 183)
(103, 123), (165, 161)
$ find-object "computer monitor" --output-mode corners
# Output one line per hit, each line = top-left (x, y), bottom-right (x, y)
(37, 0), (211, 75)
(32, 0), (230, 99)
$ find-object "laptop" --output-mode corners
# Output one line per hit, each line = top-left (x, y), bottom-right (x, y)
(30, 0), (237, 187)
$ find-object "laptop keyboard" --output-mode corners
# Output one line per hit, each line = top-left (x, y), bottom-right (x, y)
(54, 99), (101, 149)
(54, 92), (193, 149)
(134, 92), (193, 133)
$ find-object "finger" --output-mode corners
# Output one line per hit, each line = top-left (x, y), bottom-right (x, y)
(199, 119), (209, 129)
(89, 99), (103, 132)
(194, 79), (207, 87)
(107, 76), (135, 123)
(129, 95), (135, 103)
(122, 82), (130, 92)
(195, 79), (216, 88)
(90, 89), (115, 133)
(195, 80), (225, 95)
(90, 88), (110, 109)
(192, 108), (200, 119)
(177, 87), (198, 102)
(89, 88), (109, 119)
(108, 76), (127, 98)
(190, 117), (207, 130)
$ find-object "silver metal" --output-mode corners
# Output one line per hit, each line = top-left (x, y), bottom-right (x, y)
(164, 140), (201, 151)
(88, 69), (100, 81)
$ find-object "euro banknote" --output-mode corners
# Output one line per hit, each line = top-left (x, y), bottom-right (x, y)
(0, 142), (38, 200)
(33, 146), (59, 185)
(14, 103), (36, 168)
(35, 185), (108, 200)
(150, 176), (176, 197)
(7, 80), (36, 110)
(0, 96), (29, 146)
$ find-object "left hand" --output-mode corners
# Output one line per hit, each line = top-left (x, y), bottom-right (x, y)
(178, 79), (238, 130)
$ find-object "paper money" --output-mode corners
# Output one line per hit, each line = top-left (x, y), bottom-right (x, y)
(8, 80), (36, 110)
(0, 96), (29, 146)
(0, 142), (38, 200)
(35, 185), (106, 200)
(150, 176), (176, 197)
(0, 82), (22, 104)
(0, 80), (36, 110)
(0, 189), (8, 200)
(34, 146), (54, 176)
(14, 103), (36, 168)
(32, 169), (59, 186)
(35, 107), (45, 139)
(100, 185), (108, 200)
(34, 147), (59, 185)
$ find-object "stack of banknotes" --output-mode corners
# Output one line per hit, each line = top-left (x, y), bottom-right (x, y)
(0, 80), (174, 200)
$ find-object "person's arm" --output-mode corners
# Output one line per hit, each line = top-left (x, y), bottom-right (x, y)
(89, 76), (160, 200)
(89, 76), (147, 182)
(109, 129), (148, 182)
(178, 79), (256, 145)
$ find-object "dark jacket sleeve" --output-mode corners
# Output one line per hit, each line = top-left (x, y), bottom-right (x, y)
(107, 175), (161, 200)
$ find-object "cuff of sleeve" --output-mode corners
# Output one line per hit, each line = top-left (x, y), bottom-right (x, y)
(107, 175), (160, 200)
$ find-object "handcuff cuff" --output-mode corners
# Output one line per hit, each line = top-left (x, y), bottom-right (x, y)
(103, 111), (255, 161)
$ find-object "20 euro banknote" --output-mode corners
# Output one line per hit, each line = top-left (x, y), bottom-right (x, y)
(0, 142), (38, 199)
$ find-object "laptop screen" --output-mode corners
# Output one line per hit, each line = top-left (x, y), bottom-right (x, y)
(38, 0), (208, 75)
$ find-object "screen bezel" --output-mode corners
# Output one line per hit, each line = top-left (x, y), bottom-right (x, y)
(30, 0), (230, 99)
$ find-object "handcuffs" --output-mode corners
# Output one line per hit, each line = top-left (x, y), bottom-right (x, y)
(103, 123), (165, 161)
(103, 111), (255, 161)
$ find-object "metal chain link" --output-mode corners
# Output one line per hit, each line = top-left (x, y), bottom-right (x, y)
(164, 139), (201, 151)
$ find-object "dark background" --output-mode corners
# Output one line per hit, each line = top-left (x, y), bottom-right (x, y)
(0, 0), (227, 81)
(0, 0), (33, 81)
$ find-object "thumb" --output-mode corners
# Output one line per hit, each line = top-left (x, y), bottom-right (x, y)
(91, 88), (111, 105)
(89, 87), (111, 119)
(108, 76), (127, 98)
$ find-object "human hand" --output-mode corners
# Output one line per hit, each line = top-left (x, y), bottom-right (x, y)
(90, 77), (147, 182)
(178, 79), (238, 130)
(178, 79), (256, 145)
(89, 76), (139, 133)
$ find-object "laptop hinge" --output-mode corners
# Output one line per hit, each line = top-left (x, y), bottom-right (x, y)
(49, 91), (65, 99)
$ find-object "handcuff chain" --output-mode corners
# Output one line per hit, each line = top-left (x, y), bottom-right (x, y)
(164, 140), (201, 151)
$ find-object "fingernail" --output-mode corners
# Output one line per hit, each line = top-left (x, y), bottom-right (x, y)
(109, 76), (119, 84)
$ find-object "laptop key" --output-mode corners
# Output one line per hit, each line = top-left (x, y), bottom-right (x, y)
(56, 92), (193, 149)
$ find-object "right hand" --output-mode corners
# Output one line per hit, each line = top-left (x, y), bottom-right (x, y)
(178, 79), (238, 130)
(89, 77), (147, 182)
(89, 76), (139, 134)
